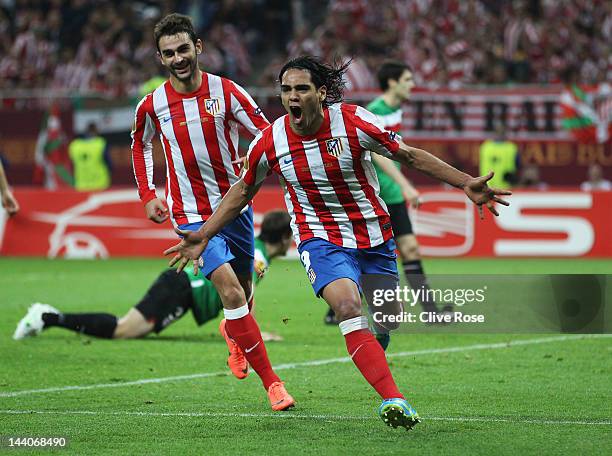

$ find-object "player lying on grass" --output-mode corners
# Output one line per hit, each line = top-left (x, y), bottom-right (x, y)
(164, 56), (511, 430)
(14, 211), (292, 378)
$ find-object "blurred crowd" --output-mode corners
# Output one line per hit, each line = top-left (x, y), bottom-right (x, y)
(0, 0), (610, 99)
(0, 0), (295, 98)
(276, 0), (611, 90)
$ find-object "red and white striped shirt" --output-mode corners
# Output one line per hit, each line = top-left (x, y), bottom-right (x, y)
(131, 72), (269, 225)
(243, 103), (400, 249)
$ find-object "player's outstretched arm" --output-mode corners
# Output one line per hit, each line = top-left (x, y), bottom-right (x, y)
(393, 140), (512, 218)
(164, 179), (261, 273)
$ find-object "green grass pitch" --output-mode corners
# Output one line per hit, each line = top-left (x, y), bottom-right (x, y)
(0, 257), (611, 455)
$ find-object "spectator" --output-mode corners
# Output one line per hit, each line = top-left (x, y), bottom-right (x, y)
(518, 164), (548, 190)
(68, 122), (111, 191)
(580, 164), (612, 191)
(479, 123), (520, 190)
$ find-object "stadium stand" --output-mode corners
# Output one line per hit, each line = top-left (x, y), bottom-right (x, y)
(0, 0), (609, 99)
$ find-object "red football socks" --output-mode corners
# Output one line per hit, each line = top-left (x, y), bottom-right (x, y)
(344, 328), (404, 400)
(225, 311), (280, 390)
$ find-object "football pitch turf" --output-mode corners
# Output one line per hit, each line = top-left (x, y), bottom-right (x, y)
(0, 258), (610, 455)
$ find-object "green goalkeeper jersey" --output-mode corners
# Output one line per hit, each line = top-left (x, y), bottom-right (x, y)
(185, 238), (269, 325)
(367, 97), (405, 205)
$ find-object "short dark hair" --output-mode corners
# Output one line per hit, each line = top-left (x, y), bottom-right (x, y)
(258, 210), (292, 244)
(278, 55), (350, 107)
(377, 61), (412, 91)
(153, 13), (197, 51)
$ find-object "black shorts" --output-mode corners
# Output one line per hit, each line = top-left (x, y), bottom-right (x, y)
(135, 270), (193, 333)
(386, 202), (414, 237)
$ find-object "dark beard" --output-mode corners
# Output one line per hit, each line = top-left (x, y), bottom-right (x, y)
(170, 59), (197, 81)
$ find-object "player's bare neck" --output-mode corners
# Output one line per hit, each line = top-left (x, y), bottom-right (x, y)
(265, 241), (281, 259)
(382, 92), (402, 109)
(170, 69), (203, 94)
(290, 110), (324, 136)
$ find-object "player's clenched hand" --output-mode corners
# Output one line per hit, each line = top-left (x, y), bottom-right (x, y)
(2, 191), (19, 216)
(145, 198), (169, 223)
(463, 171), (512, 219)
(164, 227), (209, 275)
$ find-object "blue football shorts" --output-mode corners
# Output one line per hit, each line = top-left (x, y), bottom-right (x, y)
(178, 207), (254, 279)
(297, 237), (398, 297)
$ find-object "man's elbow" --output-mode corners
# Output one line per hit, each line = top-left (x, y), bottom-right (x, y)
(396, 147), (417, 167)
(237, 180), (256, 201)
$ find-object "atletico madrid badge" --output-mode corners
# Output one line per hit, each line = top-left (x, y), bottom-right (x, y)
(325, 137), (343, 157)
(204, 98), (221, 116)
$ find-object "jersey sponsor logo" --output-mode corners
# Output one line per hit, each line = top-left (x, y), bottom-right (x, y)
(325, 137), (343, 157)
(180, 117), (211, 127)
(204, 98), (221, 116)
(161, 115), (172, 124)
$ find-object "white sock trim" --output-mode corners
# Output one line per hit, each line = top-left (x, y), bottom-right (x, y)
(223, 304), (249, 320)
(339, 316), (369, 336)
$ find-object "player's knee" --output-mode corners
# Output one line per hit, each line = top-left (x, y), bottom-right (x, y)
(332, 298), (362, 322)
(399, 237), (420, 261)
(113, 321), (133, 339)
(217, 283), (246, 309)
(114, 315), (151, 339)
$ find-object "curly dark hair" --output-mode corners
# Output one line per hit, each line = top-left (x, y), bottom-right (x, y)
(153, 13), (197, 51)
(278, 55), (350, 107)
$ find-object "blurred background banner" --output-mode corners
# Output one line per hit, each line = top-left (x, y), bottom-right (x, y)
(1, 89), (610, 188)
(1, 188), (609, 258)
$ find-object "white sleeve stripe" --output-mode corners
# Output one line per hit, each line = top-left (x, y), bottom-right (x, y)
(231, 92), (258, 135)
(356, 128), (395, 158)
(131, 107), (156, 191)
(143, 113), (155, 190)
(354, 105), (390, 135)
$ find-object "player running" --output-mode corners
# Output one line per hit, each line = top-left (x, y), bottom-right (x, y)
(13, 210), (292, 378)
(164, 56), (511, 430)
(325, 61), (447, 344)
(131, 13), (293, 410)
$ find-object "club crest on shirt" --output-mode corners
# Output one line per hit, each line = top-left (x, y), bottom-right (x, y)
(204, 98), (221, 116)
(325, 138), (343, 157)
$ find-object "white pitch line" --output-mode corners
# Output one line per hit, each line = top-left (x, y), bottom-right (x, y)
(0, 409), (610, 427)
(1, 334), (610, 398)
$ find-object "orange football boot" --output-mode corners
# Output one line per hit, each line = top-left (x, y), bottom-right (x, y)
(219, 319), (249, 379)
(267, 381), (295, 411)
